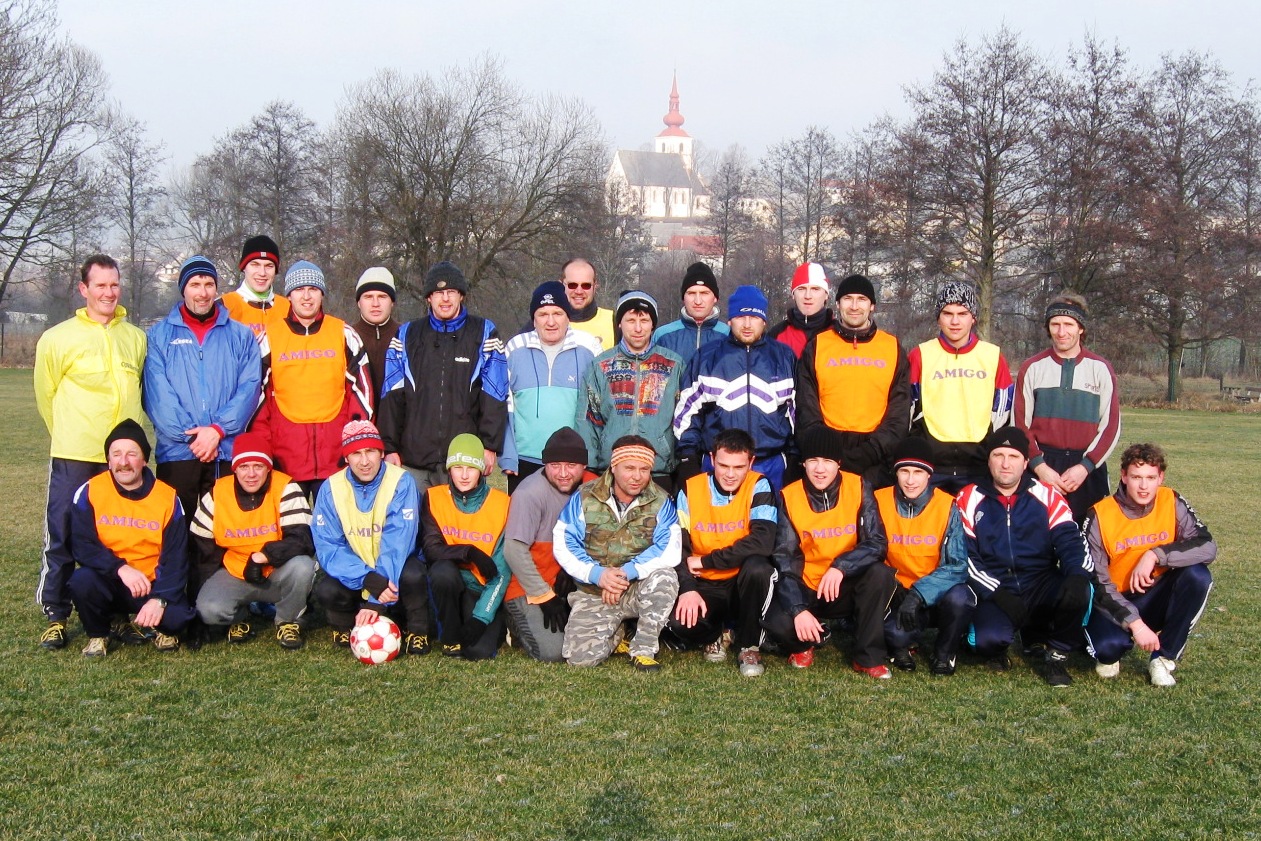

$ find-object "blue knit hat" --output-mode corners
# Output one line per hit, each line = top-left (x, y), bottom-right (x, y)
(728, 285), (768, 321)
(284, 260), (326, 295)
(178, 256), (218, 293)
(530, 280), (573, 318)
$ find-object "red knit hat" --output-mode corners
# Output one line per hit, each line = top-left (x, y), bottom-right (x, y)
(341, 419), (384, 458)
(231, 432), (273, 469)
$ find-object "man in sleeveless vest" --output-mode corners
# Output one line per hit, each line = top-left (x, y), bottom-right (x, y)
(1083, 443), (1215, 687)
(653, 261), (729, 366)
(190, 432), (317, 650)
(1015, 293), (1120, 523)
(423, 434), (512, 661)
(312, 420), (428, 654)
(221, 235), (289, 339)
(35, 254), (146, 650)
(877, 437), (974, 676)
(907, 281), (1014, 494)
(763, 428), (896, 677)
(666, 429), (776, 678)
(561, 258), (615, 351)
(252, 261), (373, 500)
(553, 436), (681, 671)
(795, 273), (910, 483)
(956, 428), (1093, 688)
(67, 421), (195, 657)
(502, 428), (591, 663)
(769, 262), (833, 360)
(378, 261), (508, 494)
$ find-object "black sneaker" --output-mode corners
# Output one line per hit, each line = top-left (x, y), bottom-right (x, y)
(227, 622), (255, 644)
(1043, 649), (1072, 688)
(113, 620), (153, 646)
(276, 622), (304, 650)
(930, 657), (957, 676)
(330, 629), (351, 648)
(986, 653), (1011, 672)
(39, 620), (68, 650)
(441, 642), (463, 658)
(405, 633), (431, 656)
(891, 648), (916, 672)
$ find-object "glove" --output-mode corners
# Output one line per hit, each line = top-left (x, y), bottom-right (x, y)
(1053, 576), (1092, 630)
(464, 546), (498, 581)
(539, 593), (570, 634)
(992, 589), (1028, 628)
(362, 570), (390, 599)
(461, 617), (489, 647)
(896, 589), (924, 632)
(552, 568), (576, 600)
(674, 455), (703, 485)
(243, 560), (269, 586)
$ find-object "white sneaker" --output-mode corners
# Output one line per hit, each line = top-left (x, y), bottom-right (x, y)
(1149, 656), (1177, 687)
(703, 631), (730, 663)
(1095, 660), (1120, 679)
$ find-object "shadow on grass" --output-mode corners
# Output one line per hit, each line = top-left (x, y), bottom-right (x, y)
(562, 783), (656, 840)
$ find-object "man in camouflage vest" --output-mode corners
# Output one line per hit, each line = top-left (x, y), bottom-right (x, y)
(553, 435), (681, 671)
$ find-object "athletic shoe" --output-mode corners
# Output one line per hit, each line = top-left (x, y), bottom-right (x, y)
(703, 631), (730, 663)
(788, 648), (815, 669)
(930, 657), (957, 676)
(276, 623), (304, 650)
(81, 637), (108, 658)
(39, 620), (68, 650)
(330, 629), (351, 648)
(1043, 649), (1071, 688)
(737, 647), (765, 677)
(986, 653), (1011, 672)
(613, 637), (631, 657)
(227, 622), (254, 644)
(441, 642), (463, 658)
(1149, 656), (1177, 687)
(405, 633), (431, 656)
(1022, 641), (1047, 658)
(891, 648), (916, 672)
(631, 654), (661, 672)
(853, 662), (892, 679)
(112, 620), (152, 646)
(1095, 660), (1120, 679)
(153, 631), (180, 652)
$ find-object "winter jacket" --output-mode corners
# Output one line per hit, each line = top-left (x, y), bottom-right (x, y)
(351, 316), (399, 404)
(769, 306), (833, 359)
(653, 309), (730, 367)
(501, 328), (601, 473)
(420, 478), (511, 625)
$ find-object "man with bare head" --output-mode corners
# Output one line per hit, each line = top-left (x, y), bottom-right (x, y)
(560, 258), (614, 351)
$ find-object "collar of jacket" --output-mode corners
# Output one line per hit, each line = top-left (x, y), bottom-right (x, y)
(831, 319), (879, 344)
(786, 305), (833, 332)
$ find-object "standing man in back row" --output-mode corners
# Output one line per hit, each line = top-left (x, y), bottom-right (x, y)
(560, 258), (615, 351)
(653, 261), (729, 367)
(221, 235), (288, 339)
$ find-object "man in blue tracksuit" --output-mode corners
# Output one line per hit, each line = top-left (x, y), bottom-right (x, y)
(672, 285), (797, 490)
(653, 261), (730, 367)
(144, 256), (261, 597)
(956, 427), (1093, 687)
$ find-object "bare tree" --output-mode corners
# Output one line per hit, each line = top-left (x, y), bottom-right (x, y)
(760, 126), (843, 269)
(704, 144), (758, 269)
(105, 113), (169, 320)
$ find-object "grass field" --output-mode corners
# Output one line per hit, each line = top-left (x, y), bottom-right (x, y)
(1, 367), (1257, 840)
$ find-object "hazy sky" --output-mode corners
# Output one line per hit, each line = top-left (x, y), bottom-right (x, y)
(59, 0), (1261, 173)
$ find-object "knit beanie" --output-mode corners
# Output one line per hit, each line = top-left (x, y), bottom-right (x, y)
(791, 262), (829, 293)
(239, 235), (280, 271)
(231, 432), (273, 469)
(982, 427), (1029, 459)
(935, 281), (978, 319)
(341, 419), (384, 458)
(835, 274), (876, 302)
(892, 437), (935, 475)
(614, 290), (659, 330)
(728, 285), (768, 321)
(423, 261), (469, 297)
(1045, 296), (1088, 330)
(446, 433), (486, 472)
(178, 256), (219, 293)
(796, 427), (844, 465)
(530, 280), (573, 318)
(680, 262), (719, 299)
(541, 427), (588, 465)
(284, 261), (326, 295)
(356, 267), (397, 302)
(105, 419), (151, 462)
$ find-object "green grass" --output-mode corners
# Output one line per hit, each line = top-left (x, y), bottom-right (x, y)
(1, 367), (1258, 840)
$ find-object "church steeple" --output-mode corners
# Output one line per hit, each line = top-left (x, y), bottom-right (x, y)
(654, 73), (693, 169)
(662, 73), (685, 133)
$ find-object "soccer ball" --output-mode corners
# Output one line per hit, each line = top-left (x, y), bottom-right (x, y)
(349, 617), (402, 665)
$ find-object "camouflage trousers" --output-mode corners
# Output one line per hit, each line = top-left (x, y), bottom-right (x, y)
(562, 568), (679, 666)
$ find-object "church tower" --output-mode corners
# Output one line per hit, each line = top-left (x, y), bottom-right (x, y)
(654, 73), (693, 169)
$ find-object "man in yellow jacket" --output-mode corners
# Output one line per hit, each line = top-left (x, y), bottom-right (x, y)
(34, 255), (146, 651)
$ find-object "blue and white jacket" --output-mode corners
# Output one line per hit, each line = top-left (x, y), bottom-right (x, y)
(501, 327), (601, 473)
(653, 309), (730, 367)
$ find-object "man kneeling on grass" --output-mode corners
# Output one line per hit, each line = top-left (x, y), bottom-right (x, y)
(68, 420), (196, 656)
(762, 428), (895, 678)
(1083, 443), (1215, 687)
(554, 436), (680, 671)
(422, 434), (511, 660)
(312, 420), (429, 654)
(190, 432), (317, 650)
(667, 428), (776, 678)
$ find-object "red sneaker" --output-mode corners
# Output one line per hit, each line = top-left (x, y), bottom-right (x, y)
(788, 648), (814, 669)
(853, 661), (892, 679)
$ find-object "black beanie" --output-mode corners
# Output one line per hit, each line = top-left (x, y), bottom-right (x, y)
(239, 235), (280, 271)
(541, 427), (589, 465)
(797, 427), (845, 464)
(423, 261), (469, 297)
(892, 437), (935, 475)
(680, 262), (719, 300)
(105, 419), (151, 462)
(836, 274), (876, 302)
(982, 427), (1029, 459)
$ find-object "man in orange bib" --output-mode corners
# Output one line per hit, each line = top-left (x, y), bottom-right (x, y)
(1083, 443), (1215, 687)
(878, 437), (973, 676)
(221, 235), (289, 339)
(190, 433), (317, 650)
(67, 421), (196, 657)
(667, 429), (777, 678)
(423, 434), (512, 660)
(763, 428), (896, 677)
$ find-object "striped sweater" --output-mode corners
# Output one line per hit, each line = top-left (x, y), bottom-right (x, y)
(1014, 348), (1120, 472)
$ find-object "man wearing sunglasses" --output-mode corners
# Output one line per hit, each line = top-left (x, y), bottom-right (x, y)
(561, 258), (614, 351)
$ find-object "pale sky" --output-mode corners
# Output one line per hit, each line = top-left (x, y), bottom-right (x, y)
(59, 0), (1261, 173)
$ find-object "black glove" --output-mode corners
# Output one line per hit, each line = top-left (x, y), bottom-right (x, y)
(243, 560), (269, 586)
(461, 617), (488, 647)
(539, 593), (570, 634)
(674, 455), (703, 485)
(992, 588), (1028, 628)
(464, 546), (498, 581)
(896, 589), (924, 632)
(362, 570), (390, 599)
(1053, 576), (1093, 631)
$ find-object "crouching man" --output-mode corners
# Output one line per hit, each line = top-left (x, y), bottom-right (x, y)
(312, 420), (429, 654)
(554, 436), (681, 671)
(190, 432), (317, 649)
(68, 420), (196, 656)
